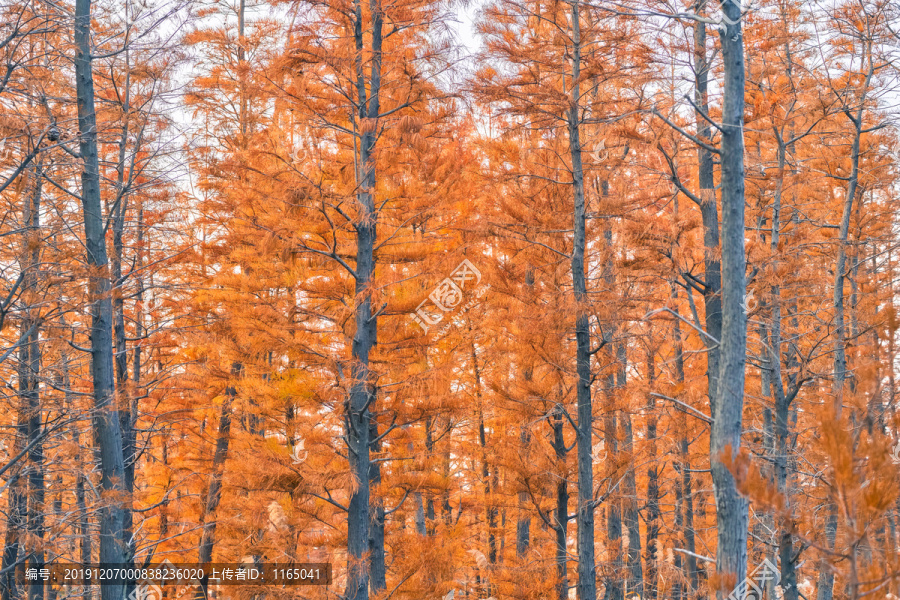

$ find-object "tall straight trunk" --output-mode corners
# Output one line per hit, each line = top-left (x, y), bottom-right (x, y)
(567, 2), (596, 599)
(673, 473), (684, 600)
(472, 344), (498, 572)
(516, 425), (531, 557)
(552, 407), (569, 600)
(368, 415), (386, 594)
(601, 223), (622, 600)
(133, 203), (144, 393)
(603, 378), (622, 600)
(425, 417), (436, 533)
(111, 54), (136, 600)
(710, 2), (749, 597)
(441, 423), (453, 526)
(621, 411), (642, 599)
(62, 349), (92, 600)
(74, 3), (129, 598)
(693, 0), (722, 411)
(644, 346), (660, 600)
(0, 412), (26, 600)
(818, 46), (872, 600)
(198, 362), (238, 599)
(692, 15), (719, 597)
(614, 342), (641, 598)
(517, 357), (533, 557)
(345, 0), (382, 596)
(112, 128), (133, 478)
(672, 285), (698, 596)
(21, 162), (44, 600)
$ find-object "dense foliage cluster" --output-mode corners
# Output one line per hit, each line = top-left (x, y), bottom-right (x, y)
(1, 0), (899, 599)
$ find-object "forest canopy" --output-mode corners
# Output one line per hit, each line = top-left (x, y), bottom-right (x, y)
(0, 0), (899, 599)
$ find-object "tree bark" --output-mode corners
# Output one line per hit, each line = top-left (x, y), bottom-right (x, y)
(672, 284), (698, 596)
(74, 3), (129, 598)
(345, 0), (382, 596)
(644, 346), (660, 600)
(368, 416), (386, 594)
(552, 407), (570, 600)
(710, 1), (749, 596)
(198, 363), (238, 598)
(569, 3), (597, 587)
(21, 161), (44, 600)
(693, 0), (722, 413)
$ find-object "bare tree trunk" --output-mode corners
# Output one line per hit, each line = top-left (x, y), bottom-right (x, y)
(517, 360), (533, 558)
(516, 425), (531, 557)
(644, 345), (660, 600)
(615, 342), (642, 599)
(62, 349), (92, 600)
(693, 0), (722, 411)
(567, 3), (596, 599)
(20, 162), (44, 600)
(74, 3), (129, 598)
(710, 1), (749, 595)
(110, 53), (136, 600)
(1, 421), (26, 600)
(345, 0), (382, 596)
(552, 407), (569, 600)
(672, 284), (698, 597)
(368, 415), (386, 595)
(198, 363), (238, 597)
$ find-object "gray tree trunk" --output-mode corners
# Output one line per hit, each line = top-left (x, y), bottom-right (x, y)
(21, 161), (44, 600)
(710, 1), (749, 596)
(516, 426), (531, 557)
(198, 362), (238, 599)
(368, 416), (386, 594)
(552, 407), (569, 600)
(74, 3), (129, 599)
(644, 347), (660, 600)
(566, 2), (596, 599)
(672, 285), (698, 596)
(693, 0), (722, 412)
(345, 0), (382, 596)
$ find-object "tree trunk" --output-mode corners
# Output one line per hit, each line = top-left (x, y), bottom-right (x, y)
(1, 400), (27, 600)
(567, 3), (596, 599)
(111, 59), (136, 600)
(644, 346), (660, 600)
(710, 1), (749, 596)
(345, 0), (382, 596)
(368, 416), (386, 595)
(62, 349), (92, 600)
(21, 162), (44, 600)
(673, 284), (698, 596)
(693, 0), (722, 413)
(552, 407), (569, 600)
(198, 363), (238, 597)
(74, 3), (129, 598)
(516, 426), (531, 557)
